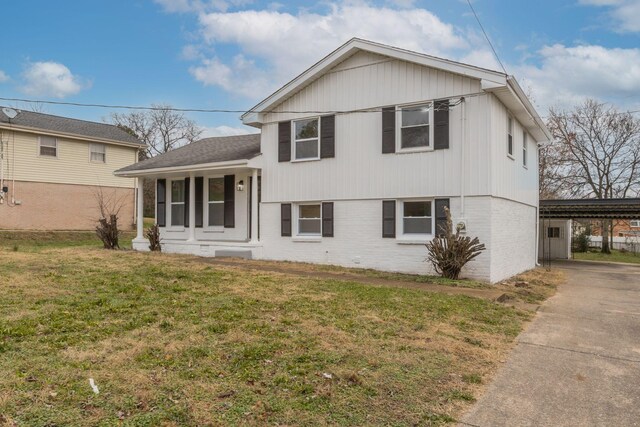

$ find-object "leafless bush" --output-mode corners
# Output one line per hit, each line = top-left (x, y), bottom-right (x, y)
(425, 207), (486, 280)
(94, 187), (127, 250)
(145, 224), (162, 252)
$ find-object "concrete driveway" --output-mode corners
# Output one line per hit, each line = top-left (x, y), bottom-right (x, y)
(460, 260), (640, 427)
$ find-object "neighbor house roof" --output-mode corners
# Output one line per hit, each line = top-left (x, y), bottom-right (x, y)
(115, 134), (261, 175)
(0, 107), (143, 146)
(241, 37), (551, 142)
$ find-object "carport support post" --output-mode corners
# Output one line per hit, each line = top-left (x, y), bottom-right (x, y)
(250, 168), (259, 243)
(136, 177), (144, 241)
(188, 172), (196, 242)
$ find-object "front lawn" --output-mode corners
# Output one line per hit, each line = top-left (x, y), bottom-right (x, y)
(573, 249), (640, 265)
(0, 234), (534, 426)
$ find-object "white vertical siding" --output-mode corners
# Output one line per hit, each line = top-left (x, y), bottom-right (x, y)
(260, 51), (490, 204)
(487, 95), (539, 207)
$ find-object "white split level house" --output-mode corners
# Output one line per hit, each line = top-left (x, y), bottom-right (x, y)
(115, 38), (551, 283)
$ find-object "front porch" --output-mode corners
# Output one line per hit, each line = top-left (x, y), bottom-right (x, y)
(113, 135), (263, 258)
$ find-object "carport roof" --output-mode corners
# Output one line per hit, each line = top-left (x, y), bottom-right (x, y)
(540, 198), (640, 219)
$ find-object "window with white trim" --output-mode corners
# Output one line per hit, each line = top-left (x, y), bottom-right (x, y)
(297, 204), (321, 236)
(39, 136), (57, 157)
(522, 131), (528, 167)
(207, 177), (224, 227)
(507, 116), (514, 157)
(399, 103), (431, 150)
(631, 220), (640, 228)
(293, 118), (319, 160)
(170, 180), (185, 227)
(402, 201), (432, 235)
(90, 143), (106, 163)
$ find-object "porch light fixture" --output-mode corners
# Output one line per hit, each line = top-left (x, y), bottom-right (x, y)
(237, 180), (244, 192)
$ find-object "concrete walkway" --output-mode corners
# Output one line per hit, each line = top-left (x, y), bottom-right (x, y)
(461, 260), (640, 427)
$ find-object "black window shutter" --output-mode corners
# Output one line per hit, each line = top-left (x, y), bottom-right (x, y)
(224, 174), (235, 228)
(320, 115), (335, 158)
(382, 200), (396, 238)
(281, 203), (292, 237)
(434, 100), (450, 150)
(278, 121), (291, 162)
(434, 198), (450, 237)
(382, 107), (396, 154)
(156, 179), (166, 227)
(195, 177), (203, 228)
(322, 202), (334, 237)
(184, 177), (190, 227)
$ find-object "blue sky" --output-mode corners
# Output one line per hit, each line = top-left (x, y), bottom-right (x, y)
(0, 0), (638, 136)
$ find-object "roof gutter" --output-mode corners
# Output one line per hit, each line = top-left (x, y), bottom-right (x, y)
(0, 123), (145, 148)
(506, 77), (552, 142)
(114, 158), (259, 177)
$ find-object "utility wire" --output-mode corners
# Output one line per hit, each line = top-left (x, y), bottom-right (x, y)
(466, 0), (508, 75)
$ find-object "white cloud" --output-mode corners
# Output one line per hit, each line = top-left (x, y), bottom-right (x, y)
(190, 3), (486, 98)
(0, 70), (9, 83)
(21, 61), (87, 98)
(515, 44), (640, 111)
(579, 0), (640, 32)
(200, 124), (259, 137)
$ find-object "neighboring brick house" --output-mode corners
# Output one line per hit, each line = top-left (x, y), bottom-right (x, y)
(0, 107), (143, 230)
(116, 38), (550, 282)
(577, 219), (640, 238)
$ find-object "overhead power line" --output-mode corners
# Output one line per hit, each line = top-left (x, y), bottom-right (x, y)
(466, 0), (508, 76)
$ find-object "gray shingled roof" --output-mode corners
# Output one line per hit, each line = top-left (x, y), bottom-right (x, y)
(116, 134), (261, 173)
(0, 107), (143, 145)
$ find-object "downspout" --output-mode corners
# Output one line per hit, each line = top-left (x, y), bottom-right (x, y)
(460, 97), (466, 217)
(535, 143), (541, 266)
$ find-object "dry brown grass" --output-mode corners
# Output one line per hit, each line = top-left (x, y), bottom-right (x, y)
(0, 243), (562, 426)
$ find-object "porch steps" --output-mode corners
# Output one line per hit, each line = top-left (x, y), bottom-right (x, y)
(214, 249), (253, 260)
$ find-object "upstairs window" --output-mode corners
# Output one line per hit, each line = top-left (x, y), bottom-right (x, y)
(400, 103), (431, 150)
(523, 131), (528, 167)
(507, 116), (514, 157)
(293, 118), (319, 160)
(403, 201), (432, 235)
(39, 136), (57, 157)
(298, 204), (321, 235)
(170, 180), (185, 227)
(208, 177), (224, 227)
(90, 143), (106, 163)
(631, 220), (640, 228)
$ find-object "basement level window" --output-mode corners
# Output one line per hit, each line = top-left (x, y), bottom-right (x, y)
(39, 136), (57, 157)
(298, 204), (321, 236)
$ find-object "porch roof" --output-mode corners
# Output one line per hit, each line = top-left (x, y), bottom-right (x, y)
(540, 198), (640, 219)
(115, 134), (260, 176)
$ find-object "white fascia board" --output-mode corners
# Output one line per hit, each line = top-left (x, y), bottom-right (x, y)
(0, 123), (145, 149)
(114, 159), (256, 177)
(507, 77), (552, 142)
(241, 38), (507, 125)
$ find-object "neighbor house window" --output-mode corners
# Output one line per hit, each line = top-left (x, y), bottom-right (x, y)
(90, 143), (106, 163)
(631, 220), (640, 228)
(293, 118), (319, 160)
(547, 227), (560, 238)
(523, 131), (528, 167)
(170, 180), (185, 227)
(208, 177), (224, 227)
(507, 116), (513, 157)
(400, 103), (431, 149)
(403, 201), (432, 235)
(39, 136), (57, 157)
(298, 204), (321, 235)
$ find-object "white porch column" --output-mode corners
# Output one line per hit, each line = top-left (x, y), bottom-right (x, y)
(136, 177), (144, 240)
(188, 172), (196, 242)
(250, 169), (259, 243)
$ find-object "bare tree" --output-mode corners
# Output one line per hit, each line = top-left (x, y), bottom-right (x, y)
(108, 105), (203, 217)
(546, 99), (640, 253)
(109, 104), (202, 160)
(93, 187), (129, 249)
